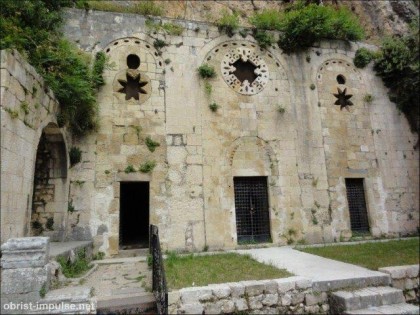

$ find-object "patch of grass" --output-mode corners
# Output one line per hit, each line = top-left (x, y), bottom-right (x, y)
(165, 253), (292, 290)
(20, 101), (30, 115)
(299, 238), (419, 270)
(145, 136), (160, 152)
(92, 251), (105, 260)
(204, 81), (212, 96)
(124, 165), (136, 174)
(217, 10), (239, 37)
(83, 1), (163, 17)
(57, 249), (93, 278)
(4, 107), (19, 119)
(153, 39), (167, 51)
(364, 94), (374, 103)
(139, 160), (156, 173)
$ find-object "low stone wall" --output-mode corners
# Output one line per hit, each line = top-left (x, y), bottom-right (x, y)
(378, 265), (419, 303)
(168, 276), (329, 314)
(1, 237), (96, 314)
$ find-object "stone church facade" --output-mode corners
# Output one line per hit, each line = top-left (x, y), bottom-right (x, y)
(1, 9), (418, 256)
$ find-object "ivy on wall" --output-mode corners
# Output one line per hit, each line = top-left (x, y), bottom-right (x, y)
(0, 0), (104, 136)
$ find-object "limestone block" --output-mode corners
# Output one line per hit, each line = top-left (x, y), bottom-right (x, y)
(1, 237), (49, 252)
(305, 304), (320, 314)
(1, 266), (49, 295)
(1, 237), (49, 269)
(180, 286), (213, 304)
(305, 292), (328, 306)
(281, 293), (292, 306)
(291, 292), (305, 305)
(248, 294), (264, 309)
(276, 278), (296, 293)
(264, 280), (278, 294)
(405, 278), (416, 290)
(221, 300), (235, 313)
(233, 298), (248, 311)
(204, 301), (221, 314)
(242, 280), (265, 296)
(181, 303), (204, 314)
(229, 282), (245, 298)
(405, 265), (419, 278)
(262, 293), (278, 306)
(378, 266), (406, 279)
(211, 284), (231, 299)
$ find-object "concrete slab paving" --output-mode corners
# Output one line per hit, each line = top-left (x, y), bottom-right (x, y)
(235, 247), (391, 290)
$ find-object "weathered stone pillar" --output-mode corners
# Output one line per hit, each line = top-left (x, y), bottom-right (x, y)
(1, 237), (50, 313)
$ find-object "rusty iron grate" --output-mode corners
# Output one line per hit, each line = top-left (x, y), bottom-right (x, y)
(234, 177), (271, 243)
(345, 178), (370, 232)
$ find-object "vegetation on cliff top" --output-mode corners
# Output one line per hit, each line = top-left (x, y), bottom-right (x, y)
(0, 0), (103, 136)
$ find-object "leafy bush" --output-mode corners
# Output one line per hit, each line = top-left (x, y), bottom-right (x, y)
(209, 102), (220, 112)
(217, 10), (239, 37)
(57, 249), (92, 278)
(354, 48), (375, 68)
(91, 52), (107, 88)
(0, 0), (102, 136)
(277, 4), (364, 53)
(198, 64), (216, 79)
(139, 160), (156, 173)
(373, 20), (419, 132)
(253, 30), (276, 49)
(69, 147), (82, 167)
(249, 9), (283, 30)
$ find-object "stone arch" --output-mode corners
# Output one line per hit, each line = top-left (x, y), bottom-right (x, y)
(103, 37), (164, 105)
(30, 122), (69, 241)
(227, 136), (278, 176)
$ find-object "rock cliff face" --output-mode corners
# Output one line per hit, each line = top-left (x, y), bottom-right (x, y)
(101, 0), (418, 41)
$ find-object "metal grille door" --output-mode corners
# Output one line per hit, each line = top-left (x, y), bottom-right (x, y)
(345, 178), (370, 232)
(234, 177), (271, 243)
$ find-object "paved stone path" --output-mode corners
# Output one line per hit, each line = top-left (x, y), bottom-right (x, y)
(235, 247), (390, 290)
(78, 258), (152, 300)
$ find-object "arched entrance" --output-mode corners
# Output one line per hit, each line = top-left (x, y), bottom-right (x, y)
(30, 123), (68, 240)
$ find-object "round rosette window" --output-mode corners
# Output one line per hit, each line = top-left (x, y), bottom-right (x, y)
(221, 48), (269, 95)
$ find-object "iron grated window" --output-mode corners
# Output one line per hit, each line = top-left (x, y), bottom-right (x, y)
(345, 178), (370, 232)
(234, 177), (271, 243)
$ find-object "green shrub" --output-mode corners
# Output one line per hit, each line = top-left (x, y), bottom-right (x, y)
(277, 4), (364, 53)
(373, 20), (419, 132)
(253, 30), (275, 49)
(249, 9), (282, 30)
(57, 249), (92, 278)
(153, 39), (167, 51)
(162, 23), (184, 36)
(145, 136), (160, 152)
(354, 48), (375, 68)
(217, 10), (239, 37)
(198, 64), (216, 79)
(139, 160), (156, 173)
(0, 1), (102, 136)
(92, 251), (105, 260)
(124, 165), (136, 174)
(91, 51), (107, 88)
(69, 147), (82, 167)
(209, 102), (220, 112)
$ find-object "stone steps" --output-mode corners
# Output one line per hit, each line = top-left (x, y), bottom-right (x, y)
(330, 286), (418, 315)
(96, 292), (156, 314)
(344, 303), (420, 315)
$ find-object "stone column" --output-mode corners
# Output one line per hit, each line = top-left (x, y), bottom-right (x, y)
(1, 237), (50, 313)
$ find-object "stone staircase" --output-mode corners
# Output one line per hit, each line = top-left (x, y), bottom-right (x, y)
(330, 286), (419, 314)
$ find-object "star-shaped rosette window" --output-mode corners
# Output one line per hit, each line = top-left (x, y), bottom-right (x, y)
(333, 87), (354, 111)
(118, 72), (148, 101)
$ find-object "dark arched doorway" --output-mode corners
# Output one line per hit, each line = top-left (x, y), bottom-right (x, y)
(30, 123), (68, 240)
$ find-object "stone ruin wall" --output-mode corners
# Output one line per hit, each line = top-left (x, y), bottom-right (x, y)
(0, 50), (71, 244)
(0, 8), (418, 256)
